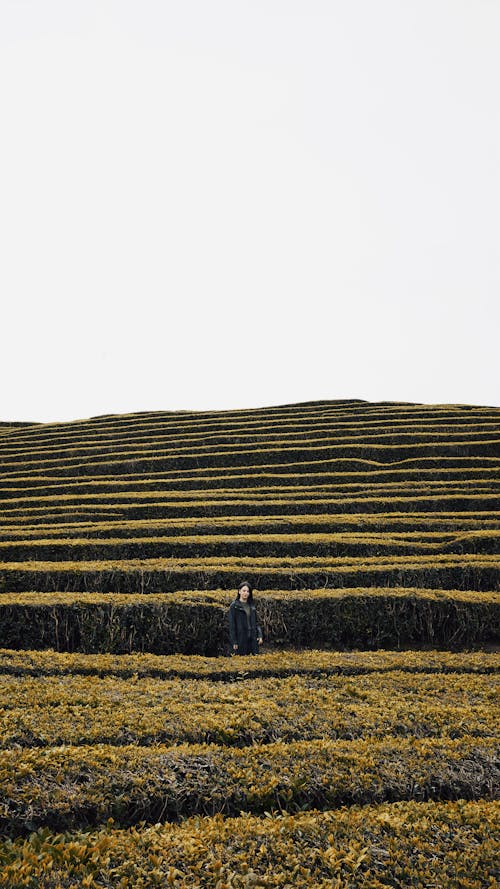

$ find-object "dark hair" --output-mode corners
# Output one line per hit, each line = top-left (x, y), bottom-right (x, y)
(236, 580), (254, 602)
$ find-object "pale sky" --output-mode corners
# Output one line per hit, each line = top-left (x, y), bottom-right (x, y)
(1, 1), (499, 423)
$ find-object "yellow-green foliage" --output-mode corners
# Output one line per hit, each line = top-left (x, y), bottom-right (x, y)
(1, 646), (497, 679)
(0, 587), (497, 655)
(0, 670), (497, 748)
(2, 420), (499, 461)
(0, 400), (499, 882)
(1, 400), (496, 440)
(1, 466), (499, 491)
(0, 528), (498, 552)
(2, 511), (499, 541)
(1, 551), (498, 573)
(1, 432), (498, 467)
(1, 490), (499, 509)
(1, 479), (499, 502)
(0, 800), (498, 888)
(7, 585), (496, 605)
(1, 736), (497, 833)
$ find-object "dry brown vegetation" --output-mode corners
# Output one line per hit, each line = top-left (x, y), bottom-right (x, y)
(0, 398), (498, 886)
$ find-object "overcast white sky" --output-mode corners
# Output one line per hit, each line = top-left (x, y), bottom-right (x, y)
(1, 1), (499, 423)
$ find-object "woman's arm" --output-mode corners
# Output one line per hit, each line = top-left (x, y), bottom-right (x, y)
(228, 604), (238, 647)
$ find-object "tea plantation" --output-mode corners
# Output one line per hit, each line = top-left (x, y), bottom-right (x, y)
(0, 399), (498, 887)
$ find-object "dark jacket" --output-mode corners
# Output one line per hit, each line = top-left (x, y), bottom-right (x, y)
(228, 599), (263, 655)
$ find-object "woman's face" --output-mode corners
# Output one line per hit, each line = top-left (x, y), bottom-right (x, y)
(239, 585), (250, 601)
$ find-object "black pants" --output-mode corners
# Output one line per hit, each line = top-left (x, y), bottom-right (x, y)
(234, 636), (256, 655)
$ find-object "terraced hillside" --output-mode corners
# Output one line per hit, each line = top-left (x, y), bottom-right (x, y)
(0, 399), (499, 887)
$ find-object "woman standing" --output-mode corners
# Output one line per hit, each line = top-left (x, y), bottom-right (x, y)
(228, 580), (264, 655)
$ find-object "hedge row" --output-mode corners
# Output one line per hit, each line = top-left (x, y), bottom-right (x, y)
(3, 479), (499, 506)
(1, 800), (498, 889)
(2, 398), (494, 437)
(2, 431), (499, 472)
(1, 646), (498, 680)
(1, 466), (499, 499)
(20, 480), (497, 505)
(0, 587), (497, 653)
(0, 417), (500, 461)
(2, 403), (497, 440)
(0, 506), (123, 521)
(1, 529), (498, 562)
(1, 736), (497, 834)
(3, 488), (500, 508)
(1, 670), (496, 749)
(1, 553), (498, 596)
(2, 512), (499, 540)
(3, 454), (499, 486)
(2, 495), (499, 522)
(2, 454), (499, 496)
(2, 409), (497, 449)
(7, 414), (496, 453)
(2, 440), (498, 477)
